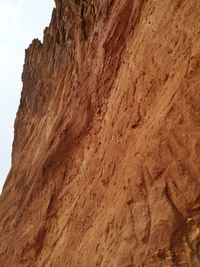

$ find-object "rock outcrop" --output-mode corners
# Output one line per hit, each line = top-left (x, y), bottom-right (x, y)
(0, 0), (200, 266)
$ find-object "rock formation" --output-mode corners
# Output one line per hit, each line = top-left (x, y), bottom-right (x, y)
(0, 0), (200, 266)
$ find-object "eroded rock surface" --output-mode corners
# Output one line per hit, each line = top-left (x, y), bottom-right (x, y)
(0, 0), (200, 266)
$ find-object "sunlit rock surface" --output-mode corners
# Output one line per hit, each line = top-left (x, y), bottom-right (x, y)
(0, 1), (200, 266)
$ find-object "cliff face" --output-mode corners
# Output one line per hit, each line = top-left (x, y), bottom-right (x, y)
(1, 0), (200, 266)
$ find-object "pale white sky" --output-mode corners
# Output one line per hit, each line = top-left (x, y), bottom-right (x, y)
(0, 0), (55, 192)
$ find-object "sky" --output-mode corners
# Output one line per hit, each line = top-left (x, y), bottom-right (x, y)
(0, 0), (55, 192)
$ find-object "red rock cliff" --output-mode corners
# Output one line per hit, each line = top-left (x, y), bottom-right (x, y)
(0, 0), (200, 266)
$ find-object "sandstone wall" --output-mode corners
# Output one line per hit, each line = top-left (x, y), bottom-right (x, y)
(0, 1), (200, 266)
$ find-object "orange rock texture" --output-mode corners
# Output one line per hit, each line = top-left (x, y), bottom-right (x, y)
(1, 0), (200, 266)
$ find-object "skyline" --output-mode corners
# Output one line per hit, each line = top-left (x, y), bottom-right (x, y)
(0, 0), (54, 192)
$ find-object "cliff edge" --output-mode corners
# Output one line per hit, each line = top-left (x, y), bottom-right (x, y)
(0, 0), (200, 266)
